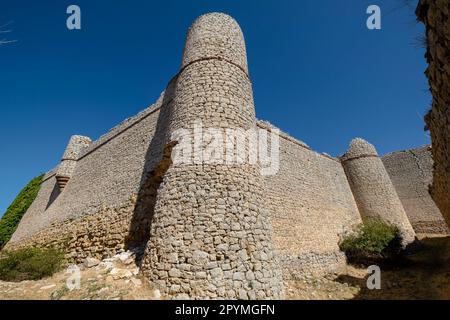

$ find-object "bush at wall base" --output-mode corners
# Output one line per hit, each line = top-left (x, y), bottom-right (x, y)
(339, 218), (403, 266)
(0, 247), (64, 282)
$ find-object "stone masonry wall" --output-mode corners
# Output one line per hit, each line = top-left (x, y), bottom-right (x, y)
(7, 171), (61, 246)
(341, 139), (416, 246)
(5, 10), (442, 300)
(7, 118), (366, 276)
(8, 97), (166, 246)
(263, 125), (362, 276)
(5, 196), (138, 263)
(383, 146), (449, 235)
(140, 13), (284, 300)
(417, 0), (450, 226)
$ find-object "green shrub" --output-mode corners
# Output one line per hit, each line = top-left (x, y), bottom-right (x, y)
(0, 174), (44, 249)
(339, 218), (403, 265)
(0, 247), (64, 282)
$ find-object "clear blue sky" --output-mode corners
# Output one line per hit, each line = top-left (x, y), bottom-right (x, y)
(0, 0), (430, 217)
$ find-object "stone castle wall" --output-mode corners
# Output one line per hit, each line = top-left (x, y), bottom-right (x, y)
(262, 124), (361, 275)
(4, 11), (448, 300)
(341, 139), (416, 246)
(382, 146), (449, 235)
(140, 13), (283, 299)
(416, 0), (450, 226)
(8, 100), (166, 247)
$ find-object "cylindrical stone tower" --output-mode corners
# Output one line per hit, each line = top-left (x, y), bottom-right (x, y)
(141, 13), (283, 299)
(341, 138), (416, 246)
(56, 135), (92, 191)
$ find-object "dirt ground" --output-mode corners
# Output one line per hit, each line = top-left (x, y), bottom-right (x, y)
(1, 235), (450, 300)
(286, 235), (450, 300)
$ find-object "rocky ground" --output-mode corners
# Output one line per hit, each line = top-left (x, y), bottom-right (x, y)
(1, 236), (450, 300)
(0, 250), (162, 300)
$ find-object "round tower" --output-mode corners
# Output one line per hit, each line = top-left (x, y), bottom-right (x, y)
(141, 13), (283, 299)
(341, 138), (416, 245)
(56, 135), (91, 191)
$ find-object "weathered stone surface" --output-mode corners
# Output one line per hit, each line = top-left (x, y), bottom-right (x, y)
(263, 123), (362, 275)
(341, 138), (416, 246)
(83, 257), (100, 268)
(383, 146), (449, 235)
(140, 13), (284, 300)
(417, 0), (450, 227)
(56, 135), (92, 191)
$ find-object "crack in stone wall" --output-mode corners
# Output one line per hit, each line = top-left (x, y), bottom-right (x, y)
(383, 146), (449, 235)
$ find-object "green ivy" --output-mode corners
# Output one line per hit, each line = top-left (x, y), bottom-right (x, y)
(0, 174), (44, 249)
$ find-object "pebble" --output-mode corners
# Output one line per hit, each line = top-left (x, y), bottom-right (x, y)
(131, 278), (142, 286)
(83, 257), (100, 268)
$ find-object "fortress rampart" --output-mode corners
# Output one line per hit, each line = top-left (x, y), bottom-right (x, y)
(139, 13), (283, 299)
(4, 12), (449, 299)
(382, 146), (449, 235)
(263, 128), (362, 276)
(341, 139), (416, 246)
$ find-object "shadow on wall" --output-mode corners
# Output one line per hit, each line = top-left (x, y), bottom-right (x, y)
(124, 75), (179, 263)
(45, 184), (61, 210)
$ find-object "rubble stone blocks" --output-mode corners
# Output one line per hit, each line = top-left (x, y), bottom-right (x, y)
(140, 13), (284, 299)
(341, 138), (416, 246)
(416, 0), (450, 226)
